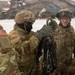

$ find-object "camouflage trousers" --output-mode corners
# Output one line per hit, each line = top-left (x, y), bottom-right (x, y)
(51, 59), (75, 75)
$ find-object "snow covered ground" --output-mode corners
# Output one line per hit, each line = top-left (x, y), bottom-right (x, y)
(0, 18), (75, 34)
(33, 18), (75, 32)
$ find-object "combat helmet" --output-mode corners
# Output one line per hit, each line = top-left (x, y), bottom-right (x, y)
(14, 10), (36, 24)
(56, 8), (73, 19)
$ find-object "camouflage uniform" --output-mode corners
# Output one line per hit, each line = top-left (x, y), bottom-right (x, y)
(9, 10), (38, 75)
(0, 28), (21, 75)
(9, 10), (57, 75)
(54, 8), (75, 75)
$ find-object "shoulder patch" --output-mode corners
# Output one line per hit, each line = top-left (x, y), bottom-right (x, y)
(10, 33), (19, 39)
(0, 30), (8, 36)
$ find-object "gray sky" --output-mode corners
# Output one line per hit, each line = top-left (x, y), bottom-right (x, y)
(0, 0), (10, 1)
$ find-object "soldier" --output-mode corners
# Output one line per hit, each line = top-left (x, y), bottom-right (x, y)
(54, 8), (75, 75)
(0, 26), (21, 75)
(9, 10), (58, 75)
(9, 10), (38, 75)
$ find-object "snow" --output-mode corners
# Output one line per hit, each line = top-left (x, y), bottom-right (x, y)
(0, 19), (15, 34)
(0, 18), (75, 34)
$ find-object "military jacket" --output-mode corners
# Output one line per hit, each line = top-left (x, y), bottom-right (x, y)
(54, 25), (75, 65)
(0, 30), (20, 75)
(9, 25), (38, 74)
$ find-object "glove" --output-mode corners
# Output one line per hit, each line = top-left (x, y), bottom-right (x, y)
(36, 25), (53, 40)
(46, 18), (58, 30)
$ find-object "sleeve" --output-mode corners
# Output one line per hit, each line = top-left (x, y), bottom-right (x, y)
(9, 31), (21, 47)
(0, 51), (17, 75)
(15, 35), (39, 53)
(28, 35), (38, 52)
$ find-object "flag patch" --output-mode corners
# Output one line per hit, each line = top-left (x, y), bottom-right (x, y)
(0, 30), (7, 36)
(10, 34), (19, 38)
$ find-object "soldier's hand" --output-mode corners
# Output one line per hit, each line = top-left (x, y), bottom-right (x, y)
(46, 18), (58, 30)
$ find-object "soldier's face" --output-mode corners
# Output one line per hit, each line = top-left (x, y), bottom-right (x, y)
(60, 18), (71, 27)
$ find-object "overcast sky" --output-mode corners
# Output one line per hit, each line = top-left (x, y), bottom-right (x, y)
(0, 0), (10, 1)
(71, 0), (75, 1)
